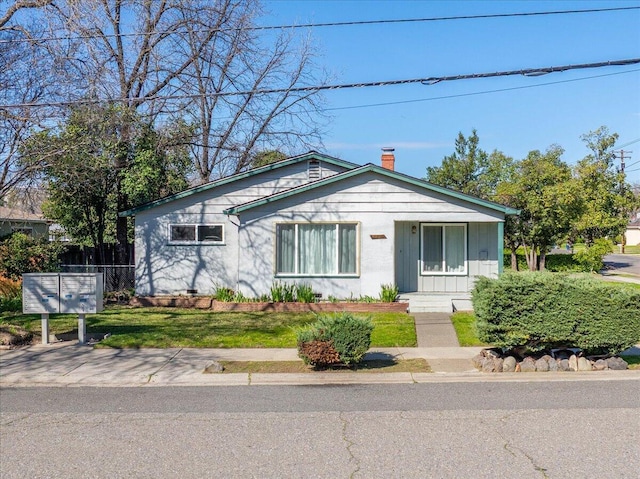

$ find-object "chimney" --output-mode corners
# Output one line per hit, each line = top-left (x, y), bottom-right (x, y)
(381, 147), (395, 171)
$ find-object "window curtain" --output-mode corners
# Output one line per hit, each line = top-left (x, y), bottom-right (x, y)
(338, 224), (357, 273)
(445, 225), (465, 272)
(422, 226), (443, 272)
(276, 225), (295, 273)
(299, 224), (336, 274)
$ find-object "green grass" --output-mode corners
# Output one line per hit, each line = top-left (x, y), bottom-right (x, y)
(623, 355), (640, 370)
(450, 311), (490, 347)
(621, 244), (640, 254)
(0, 307), (416, 348)
(214, 358), (430, 374)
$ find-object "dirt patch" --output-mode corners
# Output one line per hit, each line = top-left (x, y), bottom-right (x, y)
(0, 324), (34, 348)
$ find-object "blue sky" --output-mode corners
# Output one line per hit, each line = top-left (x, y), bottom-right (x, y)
(263, 0), (640, 183)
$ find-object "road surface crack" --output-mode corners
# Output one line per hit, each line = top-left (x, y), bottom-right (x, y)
(339, 412), (361, 478)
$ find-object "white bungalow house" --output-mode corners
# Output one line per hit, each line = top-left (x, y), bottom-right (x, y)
(120, 150), (518, 310)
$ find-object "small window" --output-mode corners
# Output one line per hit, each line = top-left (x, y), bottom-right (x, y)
(197, 225), (222, 242)
(421, 223), (467, 275)
(169, 224), (224, 244)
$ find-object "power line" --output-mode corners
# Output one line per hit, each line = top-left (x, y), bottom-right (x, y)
(0, 58), (638, 110)
(1, 5), (638, 44)
(321, 69), (640, 112)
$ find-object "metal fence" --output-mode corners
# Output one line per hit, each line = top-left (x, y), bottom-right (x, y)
(60, 265), (135, 292)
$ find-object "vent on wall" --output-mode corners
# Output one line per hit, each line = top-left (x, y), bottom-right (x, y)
(308, 160), (321, 180)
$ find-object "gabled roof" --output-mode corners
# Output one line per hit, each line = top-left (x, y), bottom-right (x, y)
(0, 206), (48, 223)
(119, 151), (359, 217)
(223, 163), (520, 216)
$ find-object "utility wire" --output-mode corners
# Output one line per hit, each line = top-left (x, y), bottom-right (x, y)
(1, 5), (638, 44)
(321, 69), (640, 112)
(0, 58), (638, 110)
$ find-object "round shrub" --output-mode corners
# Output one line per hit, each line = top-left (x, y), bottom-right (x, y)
(297, 312), (374, 366)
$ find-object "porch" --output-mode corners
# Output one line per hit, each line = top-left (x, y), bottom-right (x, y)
(398, 292), (472, 313)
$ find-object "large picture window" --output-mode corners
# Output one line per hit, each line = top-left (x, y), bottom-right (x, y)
(169, 224), (224, 244)
(276, 223), (358, 276)
(421, 223), (467, 275)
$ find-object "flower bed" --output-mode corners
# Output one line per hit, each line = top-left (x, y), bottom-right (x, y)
(129, 296), (408, 313)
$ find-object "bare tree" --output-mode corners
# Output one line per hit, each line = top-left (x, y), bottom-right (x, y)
(0, 0), (56, 200)
(177, 1), (326, 180)
(5, 0), (327, 262)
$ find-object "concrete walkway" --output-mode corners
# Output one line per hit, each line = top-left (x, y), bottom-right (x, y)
(412, 312), (473, 373)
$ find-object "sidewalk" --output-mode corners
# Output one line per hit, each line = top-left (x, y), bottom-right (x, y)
(1, 312), (638, 387)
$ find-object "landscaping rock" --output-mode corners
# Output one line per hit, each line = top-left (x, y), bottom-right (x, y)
(568, 355), (578, 371)
(547, 357), (558, 372)
(472, 354), (484, 370)
(594, 359), (608, 371)
(502, 356), (517, 372)
(519, 357), (536, 372)
(606, 357), (628, 370)
(534, 357), (549, 372)
(577, 357), (593, 371)
(557, 359), (571, 372)
(203, 361), (224, 374)
(481, 357), (498, 373)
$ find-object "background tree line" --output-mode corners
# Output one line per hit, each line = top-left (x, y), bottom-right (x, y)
(426, 127), (639, 271)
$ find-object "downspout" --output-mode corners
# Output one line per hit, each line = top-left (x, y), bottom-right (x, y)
(497, 221), (504, 275)
(227, 213), (241, 292)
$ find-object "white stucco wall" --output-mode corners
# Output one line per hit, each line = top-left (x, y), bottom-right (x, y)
(133, 160), (348, 295)
(233, 172), (504, 298)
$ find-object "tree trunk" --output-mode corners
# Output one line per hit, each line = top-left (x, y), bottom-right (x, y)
(510, 251), (519, 271)
(539, 250), (546, 271)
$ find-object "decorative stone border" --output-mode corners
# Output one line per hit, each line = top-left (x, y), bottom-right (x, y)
(473, 348), (629, 372)
(129, 296), (409, 313)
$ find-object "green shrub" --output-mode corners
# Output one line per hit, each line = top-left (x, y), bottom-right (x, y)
(214, 285), (235, 302)
(0, 233), (66, 280)
(472, 272), (640, 355)
(0, 277), (22, 312)
(270, 281), (296, 302)
(504, 252), (589, 272)
(379, 283), (399, 302)
(297, 312), (374, 365)
(573, 238), (614, 272)
(296, 283), (316, 303)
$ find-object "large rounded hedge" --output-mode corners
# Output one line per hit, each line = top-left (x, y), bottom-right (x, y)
(472, 272), (640, 355)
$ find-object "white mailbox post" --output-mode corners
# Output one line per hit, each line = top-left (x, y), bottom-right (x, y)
(22, 273), (104, 344)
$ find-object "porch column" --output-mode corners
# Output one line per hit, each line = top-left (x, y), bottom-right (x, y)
(497, 221), (504, 274)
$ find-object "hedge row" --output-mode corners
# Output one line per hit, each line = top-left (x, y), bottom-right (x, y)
(472, 272), (640, 355)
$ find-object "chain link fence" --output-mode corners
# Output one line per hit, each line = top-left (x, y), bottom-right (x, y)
(60, 265), (135, 292)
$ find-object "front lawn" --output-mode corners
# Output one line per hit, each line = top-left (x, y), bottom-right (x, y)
(450, 311), (489, 347)
(0, 307), (416, 348)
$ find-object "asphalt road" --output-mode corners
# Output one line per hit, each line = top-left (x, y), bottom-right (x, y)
(2, 382), (639, 478)
(604, 253), (640, 275)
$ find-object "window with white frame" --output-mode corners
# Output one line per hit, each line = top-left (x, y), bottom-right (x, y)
(276, 223), (358, 275)
(169, 224), (224, 243)
(421, 223), (467, 275)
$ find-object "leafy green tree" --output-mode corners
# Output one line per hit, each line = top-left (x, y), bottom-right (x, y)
(20, 104), (191, 264)
(500, 147), (582, 270)
(250, 150), (287, 169)
(573, 127), (636, 246)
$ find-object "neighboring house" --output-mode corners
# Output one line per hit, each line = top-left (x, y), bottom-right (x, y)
(120, 150), (518, 299)
(0, 206), (49, 239)
(626, 214), (640, 246)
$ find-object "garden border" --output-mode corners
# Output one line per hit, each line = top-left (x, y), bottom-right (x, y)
(129, 296), (408, 313)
